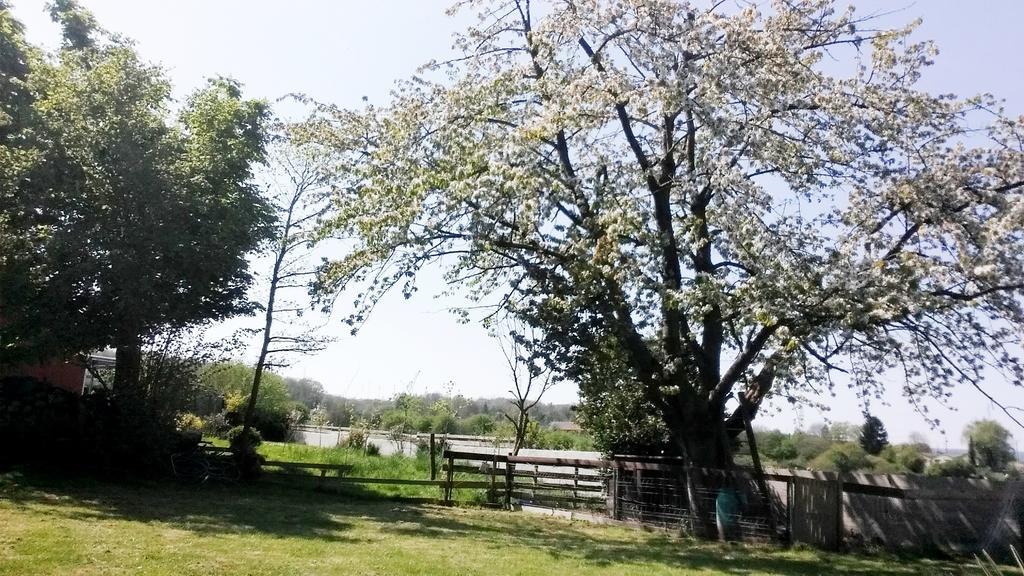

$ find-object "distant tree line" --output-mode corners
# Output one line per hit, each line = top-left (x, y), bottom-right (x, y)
(755, 416), (1018, 478)
(190, 365), (589, 450)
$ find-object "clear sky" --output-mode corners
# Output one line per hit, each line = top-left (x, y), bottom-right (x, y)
(10, 0), (1023, 450)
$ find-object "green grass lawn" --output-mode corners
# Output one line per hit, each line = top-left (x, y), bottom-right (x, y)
(241, 440), (487, 501)
(0, 471), (974, 576)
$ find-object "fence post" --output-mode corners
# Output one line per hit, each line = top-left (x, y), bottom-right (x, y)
(504, 455), (514, 509)
(533, 464), (539, 498)
(833, 477), (844, 549)
(573, 466), (579, 501)
(429, 433), (437, 481)
(606, 463), (614, 518)
(445, 453), (454, 504)
(786, 476), (794, 544)
(490, 454), (497, 503)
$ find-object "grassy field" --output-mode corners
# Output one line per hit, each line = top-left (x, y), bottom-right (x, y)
(243, 440), (485, 500)
(0, 471), (975, 576)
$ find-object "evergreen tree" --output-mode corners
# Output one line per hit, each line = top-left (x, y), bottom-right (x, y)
(859, 414), (890, 456)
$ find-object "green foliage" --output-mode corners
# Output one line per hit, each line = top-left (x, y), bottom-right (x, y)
(0, 334), (207, 473)
(464, 414), (496, 436)
(757, 426), (926, 474)
(758, 430), (800, 463)
(0, 4), (271, 373)
(964, 420), (1016, 472)
(202, 363), (291, 414)
(859, 415), (890, 456)
(227, 425), (262, 449)
(308, 404), (330, 428)
(201, 362), (296, 440)
(283, 377), (325, 409)
(925, 457), (976, 478)
(201, 413), (229, 437)
(175, 413), (204, 434)
(574, 338), (670, 454)
(808, 443), (871, 474)
(879, 445), (926, 474)
(363, 442), (381, 457)
(48, 0), (97, 49)
(345, 420), (369, 451)
(536, 429), (595, 451)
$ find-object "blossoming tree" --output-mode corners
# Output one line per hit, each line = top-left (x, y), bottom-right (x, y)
(304, 0), (1024, 467)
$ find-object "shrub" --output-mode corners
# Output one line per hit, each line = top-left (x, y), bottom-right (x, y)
(176, 413), (204, 434)
(346, 421), (369, 450)
(925, 457), (976, 478)
(201, 413), (229, 437)
(808, 443), (871, 473)
(866, 455), (902, 474)
(227, 425), (262, 449)
(364, 442), (381, 456)
(880, 444), (926, 474)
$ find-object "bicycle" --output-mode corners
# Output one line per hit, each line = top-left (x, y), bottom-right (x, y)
(170, 442), (240, 484)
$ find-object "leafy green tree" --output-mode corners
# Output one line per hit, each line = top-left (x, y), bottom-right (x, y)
(809, 443), (871, 474)
(757, 430), (799, 464)
(0, 2), (271, 395)
(828, 422), (859, 443)
(925, 457), (976, 478)
(964, 420), (1015, 471)
(859, 415), (890, 456)
(464, 414), (496, 436)
(200, 362), (294, 435)
(283, 377), (326, 409)
(879, 444), (926, 474)
(305, 0), (1024, 468)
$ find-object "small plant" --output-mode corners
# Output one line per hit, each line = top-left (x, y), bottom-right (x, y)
(227, 425), (262, 449)
(227, 426), (264, 479)
(201, 413), (230, 437)
(387, 424), (407, 454)
(309, 404), (331, 428)
(346, 421), (369, 450)
(364, 442), (381, 457)
(175, 413), (204, 434)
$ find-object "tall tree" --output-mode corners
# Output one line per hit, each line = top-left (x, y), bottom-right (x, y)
(237, 139), (332, 455)
(963, 419), (1015, 471)
(0, 2), (272, 394)
(859, 414), (889, 456)
(305, 0), (1024, 468)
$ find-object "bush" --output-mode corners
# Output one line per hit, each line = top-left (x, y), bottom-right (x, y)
(866, 455), (903, 474)
(808, 443), (871, 473)
(925, 457), (976, 478)
(227, 425), (262, 449)
(364, 442), (381, 456)
(201, 413), (229, 437)
(346, 421), (369, 450)
(0, 374), (184, 474)
(175, 413), (204, 434)
(880, 444), (926, 474)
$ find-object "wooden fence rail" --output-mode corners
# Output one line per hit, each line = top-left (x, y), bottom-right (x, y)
(263, 447), (1023, 557)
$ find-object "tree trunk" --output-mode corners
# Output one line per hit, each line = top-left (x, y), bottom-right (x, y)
(113, 332), (142, 398)
(237, 231), (286, 476)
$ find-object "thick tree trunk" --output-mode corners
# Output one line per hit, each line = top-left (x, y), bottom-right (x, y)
(113, 333), (142, 397)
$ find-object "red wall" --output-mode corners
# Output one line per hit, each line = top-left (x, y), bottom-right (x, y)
(8, 362), (85, 394)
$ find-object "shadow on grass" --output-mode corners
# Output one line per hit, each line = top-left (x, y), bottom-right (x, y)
(0, 470), (957, 575)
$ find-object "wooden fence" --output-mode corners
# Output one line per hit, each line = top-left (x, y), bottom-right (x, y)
(440, 450), (609, 510)
(262, 446), (1023, 558)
